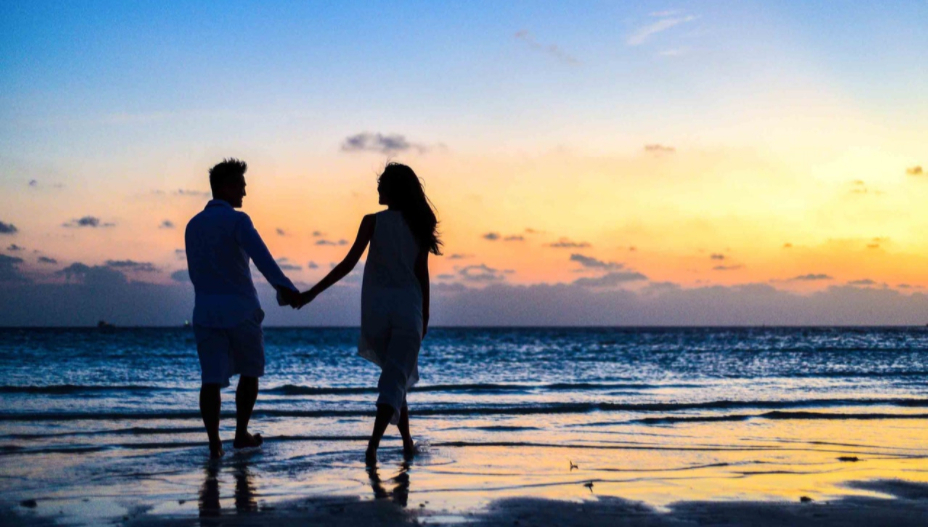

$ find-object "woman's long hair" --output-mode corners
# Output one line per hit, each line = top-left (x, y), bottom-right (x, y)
(378, 163), (442, 255)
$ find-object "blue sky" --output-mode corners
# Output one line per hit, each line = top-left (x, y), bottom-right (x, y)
(2, 1), (927, 325)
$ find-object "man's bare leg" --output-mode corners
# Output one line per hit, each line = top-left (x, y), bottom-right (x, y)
(233, 376), (263, 449)
(200, 383), (224, 459)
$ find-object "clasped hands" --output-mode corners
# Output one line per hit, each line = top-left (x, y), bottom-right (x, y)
(276, 286), (317, 310)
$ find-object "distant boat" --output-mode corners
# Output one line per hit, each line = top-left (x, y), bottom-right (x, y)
(97, 320), (115, 331)
(183, 320), (191, 328)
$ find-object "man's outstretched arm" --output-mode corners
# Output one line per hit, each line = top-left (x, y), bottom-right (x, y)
(235, 215), (299, 306)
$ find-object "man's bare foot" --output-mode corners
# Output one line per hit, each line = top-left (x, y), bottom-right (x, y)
(365, 446), (378, 466)
(233, 432), (263, 449)
(209, 443), (225, 459)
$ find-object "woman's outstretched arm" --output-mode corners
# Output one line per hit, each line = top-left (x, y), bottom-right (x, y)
(414, 249), (430, 337)
(299, 214), (375, 307)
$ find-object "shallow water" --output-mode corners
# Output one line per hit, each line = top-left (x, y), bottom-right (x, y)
(2, 327), (928, 524)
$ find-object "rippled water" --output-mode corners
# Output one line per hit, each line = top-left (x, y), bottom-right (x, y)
(3, 327), (928, 522)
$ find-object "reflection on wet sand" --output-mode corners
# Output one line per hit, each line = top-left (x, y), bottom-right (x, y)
(233, 461), (258, 513)
(368, 462), (411, 507)
(198, 458), (259, 520)
(198, 464), (220, 519)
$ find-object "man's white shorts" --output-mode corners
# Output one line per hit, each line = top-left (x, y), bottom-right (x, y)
(194, 309), (265, 387)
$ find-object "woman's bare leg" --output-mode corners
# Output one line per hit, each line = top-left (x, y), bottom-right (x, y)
(366, 404), (394, 466)
(397, 405), (416, 459)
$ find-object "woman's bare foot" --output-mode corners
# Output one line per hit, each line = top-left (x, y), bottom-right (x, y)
(209, 442), (225, 460)
(233, 432), (263, 449)
(402, 439), (417, 460)
(365, 446), (378, 466)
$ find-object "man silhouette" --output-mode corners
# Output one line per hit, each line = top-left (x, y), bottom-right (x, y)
(185, 158), (299, 459)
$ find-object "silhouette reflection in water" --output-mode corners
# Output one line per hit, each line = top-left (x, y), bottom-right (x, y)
(367, 461), (411, 507)
(198, 458), (259, 519)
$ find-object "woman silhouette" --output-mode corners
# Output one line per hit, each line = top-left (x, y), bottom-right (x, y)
(299, 163), (441, 465)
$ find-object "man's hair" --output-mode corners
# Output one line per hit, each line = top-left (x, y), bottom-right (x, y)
(209, 158), (247, 191)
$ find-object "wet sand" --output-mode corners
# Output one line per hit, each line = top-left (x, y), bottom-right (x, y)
(5, 428), (928, 526)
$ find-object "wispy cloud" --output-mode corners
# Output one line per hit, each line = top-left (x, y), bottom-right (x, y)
(159, 220), (175, 229)
(710, 253), (725, 260)
(570, 253), (624, 271)
(548, 238), (591, 249)
(341, 132), (431, 155)
(63, 216), (114, 228)
(627, 12), (697, 46)
(713, 265), (744, 271)
(316, 239), (348, 246)
(38, 256), (57, 265)
(644, 144), (676, 155)
(482, 232), (500, 241)
(275, 257), (301, 271)
(790, 273), (833, 281)
(7, 244), (24, 252)
(459, 264), (506, 282)
(106, 259), (157, 272)
(170, 188), (213, 198)
(276, 228), (287, 236)
(907, 165), (923, 176)
(447, 254), (473, 260)
(513, 30), (580, 65)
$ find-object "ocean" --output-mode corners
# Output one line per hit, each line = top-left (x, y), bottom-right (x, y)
(3, 327), (928, 524)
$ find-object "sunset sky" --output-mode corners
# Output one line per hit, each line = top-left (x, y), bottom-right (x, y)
(2, 1), (928, 325)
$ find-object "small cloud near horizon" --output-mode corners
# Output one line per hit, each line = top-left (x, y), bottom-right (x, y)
(710, 253), (725, 260)
(38, 256), (58, 264)
(307, 261), (319, 269)
(573, 271), (648, 287)
(447, 254), (472, 260)
(7, 244), (24, 252)
(106, 260), (157, 272)
(906, 166), (923, 176)
(0, 254), (28, 282)
(790, 274), (833, 281)
(713, 265), (744, 271)
(0, 221), (18, 235)
(848, 279), (877, 286)
(159, 220), (175, 229)
(276, 228), (287, 236)
(482, 232), (500, 241)
(316, 239), (348, 246)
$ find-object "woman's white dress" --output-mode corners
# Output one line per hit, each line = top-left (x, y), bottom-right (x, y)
(358, 210), (423, 424)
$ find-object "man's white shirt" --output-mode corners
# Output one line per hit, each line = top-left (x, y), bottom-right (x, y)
(185, 199), (296, 328)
